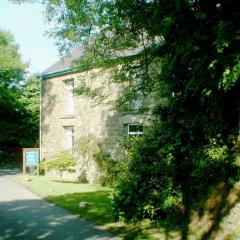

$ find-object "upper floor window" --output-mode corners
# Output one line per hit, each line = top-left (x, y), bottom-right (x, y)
(65, 80), (74, 116)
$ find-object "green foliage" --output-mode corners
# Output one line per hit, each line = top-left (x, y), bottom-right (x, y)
(74, 80), (107, 104)
(96, 152), (129, 187)
(20, 76), (40, 120)
(113, 115), (238, 222)
(19, 75), (40, 147)
(74, 135), (100, 159)
(45, 150), (76, 182)
(74, 135), (126, 186)
(0, 29), (26, 88)
(0, 86), (28, 146)
(113, 134), (184, 221)
(0, 29), (39, 148)
(0, 29), (28, 147)
(0, 151), (18, 166)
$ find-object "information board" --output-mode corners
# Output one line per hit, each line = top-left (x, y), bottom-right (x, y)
(23, 148), (40, 176)
(25, 151), (38, 165)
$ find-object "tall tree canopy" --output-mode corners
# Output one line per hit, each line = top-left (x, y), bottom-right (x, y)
(0, 29), (25, 88)
(0, 29), (27, 147)
(20, 75), (40, 147)
(0, 29), (39, 148)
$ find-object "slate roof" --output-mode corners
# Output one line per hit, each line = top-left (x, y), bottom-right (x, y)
(42, 45), (144, 78)
(43, 47), (85, 75)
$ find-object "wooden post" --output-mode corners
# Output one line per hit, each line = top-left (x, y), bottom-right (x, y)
(23, 148), (26, 176)
(37, 157), (40, 176)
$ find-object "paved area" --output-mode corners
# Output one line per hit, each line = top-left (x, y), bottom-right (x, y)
(0, 169), (121, 240)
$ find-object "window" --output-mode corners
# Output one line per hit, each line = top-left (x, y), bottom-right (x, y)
(124, 123), (144, 137)
(65, 80), (74, 115)
(64, 126), (74, 150)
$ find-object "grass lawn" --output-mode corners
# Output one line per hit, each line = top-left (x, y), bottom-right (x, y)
(13, 175), (165, 239)
(14, 175), (113, 224)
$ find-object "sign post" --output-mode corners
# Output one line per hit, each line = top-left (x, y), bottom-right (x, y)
(23, 148), (40, 176)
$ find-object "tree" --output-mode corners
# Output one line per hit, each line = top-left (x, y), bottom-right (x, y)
(0, 29), (28, 147)
(20, 75), (40, 147)
(0, 29), (26, 88)
(0, 29), (39, 148)
(44, 150), (76, 183)
(0, 87), (26, 146)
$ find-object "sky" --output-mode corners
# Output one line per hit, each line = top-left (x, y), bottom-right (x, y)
(0, 0), (59, 74)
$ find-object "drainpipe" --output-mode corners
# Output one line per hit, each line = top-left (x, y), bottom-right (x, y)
(38, 74), (43, 162)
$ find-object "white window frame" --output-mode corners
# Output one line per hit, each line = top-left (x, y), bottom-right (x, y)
(127, 123), (144, 137)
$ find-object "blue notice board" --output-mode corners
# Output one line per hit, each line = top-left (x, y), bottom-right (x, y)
(25, 151), (39, 165)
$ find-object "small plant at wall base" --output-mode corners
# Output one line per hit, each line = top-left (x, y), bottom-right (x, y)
(44, 150), (76, 183)
(94, 147), (127, 187)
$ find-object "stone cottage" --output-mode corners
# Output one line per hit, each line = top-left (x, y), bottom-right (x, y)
(40, 47), (148, 182)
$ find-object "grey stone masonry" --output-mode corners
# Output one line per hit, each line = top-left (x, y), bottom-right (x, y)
(41, 67), (150, 182)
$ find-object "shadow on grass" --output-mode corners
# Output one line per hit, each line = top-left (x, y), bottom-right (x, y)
(46, 183), (240, 239)
(46, 191), (157, 239)
(51, 179), (87, 184)
(46, 191), (114, 225)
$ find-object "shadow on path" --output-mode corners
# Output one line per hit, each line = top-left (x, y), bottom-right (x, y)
(0, 170), (121, 240)
(0, 167), (21, 176)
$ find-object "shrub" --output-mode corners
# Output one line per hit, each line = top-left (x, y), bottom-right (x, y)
(45, 150), (76, 183)
(112, 111), (239, 222)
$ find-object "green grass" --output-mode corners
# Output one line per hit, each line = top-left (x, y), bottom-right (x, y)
(13, 175), (167, 239)
(14, 175), (109, 196)
(47, 191), (114, 224)
(14, 175), (113, 225)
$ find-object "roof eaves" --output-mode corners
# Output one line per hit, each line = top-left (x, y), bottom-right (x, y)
(41, 68), (78, 80)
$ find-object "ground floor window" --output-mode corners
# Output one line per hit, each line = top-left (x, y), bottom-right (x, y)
(124, 123), (144, 137)
(64, 126), (74, 150)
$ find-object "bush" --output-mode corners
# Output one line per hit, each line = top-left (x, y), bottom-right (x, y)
(112, 132), (184, 221)
(112, 105), (239, 222)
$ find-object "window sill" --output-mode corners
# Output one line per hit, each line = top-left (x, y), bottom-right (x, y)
(60, 115), (75, 119)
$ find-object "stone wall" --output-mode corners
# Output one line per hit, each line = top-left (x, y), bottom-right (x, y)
(41, 68), (150, 182)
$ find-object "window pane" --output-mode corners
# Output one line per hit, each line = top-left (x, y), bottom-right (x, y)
(65, 126), (74, 149)
(129, 124), (143, 133)
(138, 125), (143, 132)
(129, 124), (138, 132)
(66, 80), (74, 115)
